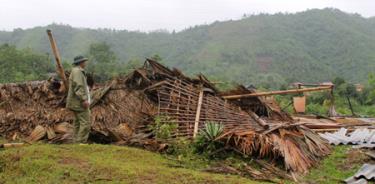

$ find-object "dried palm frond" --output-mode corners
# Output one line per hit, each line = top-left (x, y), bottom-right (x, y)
(26, 125), (46, 143)
(222, 127), (330, 173)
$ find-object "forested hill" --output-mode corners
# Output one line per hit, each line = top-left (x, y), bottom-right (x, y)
(1, 8), (375, 87)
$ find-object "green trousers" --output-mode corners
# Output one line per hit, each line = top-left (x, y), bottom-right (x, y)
(73, 109), (91, 143)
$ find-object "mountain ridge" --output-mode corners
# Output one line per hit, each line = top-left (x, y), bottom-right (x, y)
(1, 8), (374, 87)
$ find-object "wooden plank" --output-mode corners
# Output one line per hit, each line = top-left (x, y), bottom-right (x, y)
(193, 89), (204, 138)
(222, 86), (333, 99)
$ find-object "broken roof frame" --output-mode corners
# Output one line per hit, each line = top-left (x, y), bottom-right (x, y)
(0, 58), (331, 174)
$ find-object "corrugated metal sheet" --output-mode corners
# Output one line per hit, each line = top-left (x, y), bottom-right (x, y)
(345, 164), (375, 184)
(319, 128), (375, 147)
(345, 177), (368, 184)
(354, 164), (375, 180)
(353, 144), (375, 149)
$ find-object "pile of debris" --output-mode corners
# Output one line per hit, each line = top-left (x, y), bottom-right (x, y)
(294, 115), (375, 132)
(0, 59), (330, 174)
(0, 78), (156, 145)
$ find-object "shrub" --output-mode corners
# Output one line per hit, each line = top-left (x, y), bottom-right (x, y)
(148, 115), (178, 140)
(193, 122), (225, 156)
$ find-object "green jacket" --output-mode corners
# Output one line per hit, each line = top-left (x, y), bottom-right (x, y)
(66, 66), (90, 111)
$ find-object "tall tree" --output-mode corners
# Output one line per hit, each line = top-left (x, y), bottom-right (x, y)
(0, 44), (53, 83)
(87, 42), (117, 81)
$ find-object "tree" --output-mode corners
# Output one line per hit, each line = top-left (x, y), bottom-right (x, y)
(0, 44), (53, 83)
(87, 42), (117, 81)
(366, 73), (375, 104)
(151, 54), (162, 62)
(345, 84), (358, 98)
(123, 59), (143, 73)
(333, 77), (346, 87)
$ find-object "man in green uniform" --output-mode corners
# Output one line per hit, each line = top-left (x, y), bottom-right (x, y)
(66, 56), (91, 143)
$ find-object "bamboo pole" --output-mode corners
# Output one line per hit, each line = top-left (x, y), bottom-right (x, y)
(222, 86), (333, 99)
(193, 89), (204, 138)
(0, 143), (25, 148)
(248, 111), (269, 129)
(46, 29), (69, 92)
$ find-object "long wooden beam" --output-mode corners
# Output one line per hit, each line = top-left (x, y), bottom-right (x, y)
(46, 30), (69, 92)
(222, 86), (333, 100)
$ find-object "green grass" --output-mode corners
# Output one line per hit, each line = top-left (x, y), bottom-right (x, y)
(0, 143), (369, 184)
(0, 143), (258, 184)
(302, 146), (369, 184)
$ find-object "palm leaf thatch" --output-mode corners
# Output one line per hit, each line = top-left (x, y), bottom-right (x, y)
(0, 59), (330, 173)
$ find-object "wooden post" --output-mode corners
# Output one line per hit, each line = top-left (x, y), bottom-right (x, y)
(193, 88), (204, 138)
(46, 29), (69, 92)
(328, 85), (338, 117)
(346, 95), (356, 116)
(222, 86), (333, 99)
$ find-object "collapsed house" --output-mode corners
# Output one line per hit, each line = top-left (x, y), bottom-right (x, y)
(0, 59), (330, 174)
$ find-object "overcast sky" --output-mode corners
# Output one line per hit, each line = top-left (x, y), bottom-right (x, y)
(0, 0), (374, 32)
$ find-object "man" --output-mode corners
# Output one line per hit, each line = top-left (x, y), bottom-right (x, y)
(66, 56), (91, 143)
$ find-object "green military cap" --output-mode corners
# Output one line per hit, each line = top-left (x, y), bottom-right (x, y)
(73, 55), (88, 65)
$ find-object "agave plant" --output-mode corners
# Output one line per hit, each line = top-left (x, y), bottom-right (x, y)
(200, 121), (224, 141)
(194, 121), (225, 155)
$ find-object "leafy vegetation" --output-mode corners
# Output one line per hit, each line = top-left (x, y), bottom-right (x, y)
(0, 44), (53, 83)
(194, 122), (225, 156)
(148, 115), (178, 140)
(86, 42), (119, 81)
(1, 8), (375, 88)
(275, 74), (375, 117)
(302, 146), (369, 184)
